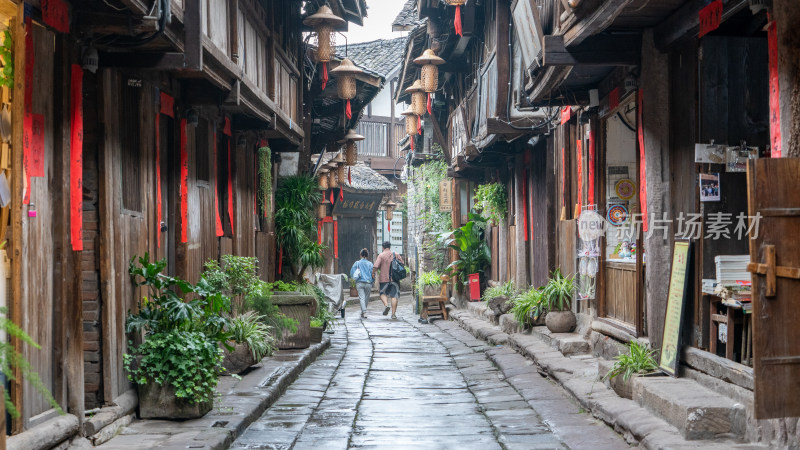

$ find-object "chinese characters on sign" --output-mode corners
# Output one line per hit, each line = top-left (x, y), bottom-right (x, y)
(608, 212), (761, 241)
(439, 180), (452, 212)
(332, 193), (382, 216)
(660, 241), (691, 376)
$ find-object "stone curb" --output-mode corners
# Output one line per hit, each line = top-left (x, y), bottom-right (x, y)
(444, 306), (765, 450)
(97, 338), (331, 449)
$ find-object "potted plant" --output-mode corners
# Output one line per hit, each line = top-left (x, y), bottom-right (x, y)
(274, 175), (325, 281)
(246, 281), (298, 341)
(542, 269), (577, 333)
(348, 276), (359, 298)
(417, 270), (444, 298)
(439, 212), (491, 300)
(483, 280), (517, 318)
(510, 287), (547, 327)
(309, 318), (324, 343)
(604, 341), (659, 399)
(223, 311), (275, 374)
(125, 254), (232, 419)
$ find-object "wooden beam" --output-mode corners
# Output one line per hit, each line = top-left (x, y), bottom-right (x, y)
(99, 52), (187, 70)
(184, 0), (203, 70)
(543, 34), (640, 66)
(76, 12), (158, 35)
(230, 0), (240, 64)
(563, 0), (634, 47)
(654, 0), (748, 51)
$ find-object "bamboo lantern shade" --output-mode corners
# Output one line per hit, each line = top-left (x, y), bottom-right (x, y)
(406, 80), (426, 115)
(405, 114), (419, 135)
(318, 202), (328, 219)
(329, 170), (338, 188)
(345, 141), (357, 165)
(318, 170), (329, 189)
(303, 6), (346, 63)
(331, 58), (363, 99)
(337, 163), (345, 185)
(384, 200), (397, 221)
(314, 26), (336, 62)
(444, 0), (466, 4)
(414, 49), (446, 93)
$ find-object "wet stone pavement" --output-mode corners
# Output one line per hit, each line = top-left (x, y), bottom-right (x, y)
(231, 295), (629, 449)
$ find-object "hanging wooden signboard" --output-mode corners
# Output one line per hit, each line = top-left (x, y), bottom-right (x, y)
(439, 180), (452, 212)
(659, 240), (693, 376)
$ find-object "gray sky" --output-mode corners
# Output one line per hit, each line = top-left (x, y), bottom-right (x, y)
(346, 0), (408, 43)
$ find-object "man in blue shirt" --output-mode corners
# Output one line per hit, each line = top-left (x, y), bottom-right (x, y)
(350, 248), (374, 319)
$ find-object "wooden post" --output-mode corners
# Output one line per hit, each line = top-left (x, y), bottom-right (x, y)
(10, 5), (25, 434)
(772, 0), (800, 157)
(230, 0), (240, 64)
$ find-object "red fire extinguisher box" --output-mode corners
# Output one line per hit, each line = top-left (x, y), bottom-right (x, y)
(469, 273), (481, 301)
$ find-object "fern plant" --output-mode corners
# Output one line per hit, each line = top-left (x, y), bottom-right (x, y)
(474, 182), (507, 226)
(510, 287), (545, 326)
(605, 341), (659, 382)
(541, 269), (575, 312)
(482, 280), (516, 303)
(229, 311), (275, 361)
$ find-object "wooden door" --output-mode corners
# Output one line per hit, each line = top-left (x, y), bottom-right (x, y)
(339, 216), (374, 273)
(159, 115), (177, 275)
(747, 158), (800, 419)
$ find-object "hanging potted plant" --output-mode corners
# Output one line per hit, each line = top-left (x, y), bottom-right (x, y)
(542, 269), (577, 333)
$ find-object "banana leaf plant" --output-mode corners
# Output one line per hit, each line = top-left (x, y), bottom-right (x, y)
(438, 212), (491, 287)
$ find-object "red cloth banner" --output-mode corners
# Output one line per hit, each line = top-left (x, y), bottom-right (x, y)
(608, 87), (619, 111)
(522, 168), (528, 241)
(321, 62), (328, 91)
(223, 117), (232, 136)
(348, 167), (352, 184)
(213, 132), (224, 237)
(70, 64), (83, 251)
(155, 115), (161, 247)
(345, 99), (352, 120)
(454, 5), (462, 37)
(768, 19), (781, 158)
(427, 93), (432, 115)
(29, 113), (45, 177)
(698, 0), (723, 38)
(333, 220), (338, 258)
(576, 139), (583, 207)
(588, 129), (596, 206)
(317, 220), (322, 245)
(41, 0), (70, 33)
(339, 187), (343, 201)
(160, 92), (174, 117)
(227, 139), (234, 233)
(637, 90), (648, 232)
(560, 106), (571, 125)
(180, 119), (188, 243)
(23, 17), (33, 204)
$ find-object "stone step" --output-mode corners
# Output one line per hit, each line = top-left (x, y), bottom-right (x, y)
(633, 375), (747, 440)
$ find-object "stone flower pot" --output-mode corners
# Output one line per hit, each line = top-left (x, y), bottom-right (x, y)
(545, 310), (576, 333)
(310, 326), (323, 344)
(221, 342), (257, 375)
(422, 285), (442, 297)
(137, 380), (212, 420)
(272, 293), (317, 349)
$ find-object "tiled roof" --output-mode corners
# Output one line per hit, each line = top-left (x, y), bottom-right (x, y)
(313, 154), (396, 193)
(392, 0), (423, 31)
(335, 37), (407, 79)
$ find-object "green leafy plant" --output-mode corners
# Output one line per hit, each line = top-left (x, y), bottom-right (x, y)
(0, 307), (62, 418)
(474, 182), (508, 226)
(405, 152), (451, 272)
(0, 30), (13, 89)
(123, 330), (222, 404)
(482, 280), (516, 303)
(510, 287), (546, 326)
(246, 281), (298, 339)
(310, 318), (323, 328)
(416, 270), (444, 299)
(605, 341), (659, 382)
(228, 311), (275, 361)
(275, 175), (325, 281)
(268, 280), (298, 292)
(203, 255), (259, 315)
(298, 282), (337, 330)
(257, 147), (272, 219)
(438, 212), (491, 287)
(541, 269), (575, 312)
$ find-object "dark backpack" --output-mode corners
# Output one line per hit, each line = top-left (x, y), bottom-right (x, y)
(390, 252), (407, 282)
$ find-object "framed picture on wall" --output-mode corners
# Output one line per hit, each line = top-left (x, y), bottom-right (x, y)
(700, 173), (721, 202)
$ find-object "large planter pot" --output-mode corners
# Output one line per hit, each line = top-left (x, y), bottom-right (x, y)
(545, 310), (576, 333)
(608, 371), (662, 399)
(272, 293), (316, 349)
(310, 326), (323, 343)
(422, 285), (442, 297)
(137, 380), (212, 419)
(221, 342), (257, 375)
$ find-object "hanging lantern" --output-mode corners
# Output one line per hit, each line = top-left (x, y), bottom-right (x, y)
(318, 169), (330, 190)
(328, 170), (339, 188)
(337, 162), (346, 186)
(384, 199), (397, 221)
(402, 108), (418, 136)
(338, 128), (365, 166)
(303, 6), (346, 90)
(406, 80), (426, 116)
(444, 0), (467, 36)
(319, 197), (331, 219)
(331, 58), (364, 120)
(414, 49), (446, 115)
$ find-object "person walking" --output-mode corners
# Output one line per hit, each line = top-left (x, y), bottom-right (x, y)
(372, 241), (403, 319)
(350, 248), (374, 319)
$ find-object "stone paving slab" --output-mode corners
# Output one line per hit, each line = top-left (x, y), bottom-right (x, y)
(92, 338), (331, 449)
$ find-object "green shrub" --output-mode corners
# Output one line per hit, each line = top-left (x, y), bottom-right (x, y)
(541, 269), (574, 312)
(510, 287), (545, 327)
(416, 270), (444, 299)
(203, 255), (259, 315)
(310, 318), (323, 328)
(473, 182), (507, 226)
(482, 280), (516, 303)
(246, 281), (298, 339)
(605, 341), (658, 382)
(229, 311), (275, 361)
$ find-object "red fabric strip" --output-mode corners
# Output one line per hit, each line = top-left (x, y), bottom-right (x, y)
(427, 93), (432, 115)
(227, 139), (234, 233)
(333, 220), (338, 258)
(609, 87), (620, 111)
(522, 168), (528, 242)
(637, 90), (648, 232)
(70, 65), (83, 251)
(410, 136), (415, 150)
(339, 186), (343, 201)
(330, 189), (334, 204)
(768, 19), (781, 158)
(159, 92), (175, 117)
(223, 117), (232, 136)
(698, 0), (722, 38)
(560, 146), (565, 208)
(454, 5), (462, 37)
(321, 62), (328, 91)
(588, 130), (596, 206)
(345, 99), (352, 120)
(417, 116), (422, 135)
(278, 247), (282, 275)
(41, 0), (69, 33)
(576, 139), (583, 207)
(23, 17), (33, 205)
(155, 113), (161, 248)
(180, 119), (189, 243)
(560, 106), (571, 125)
(213, 132), (224, 237)
(348, 167), (352, 184)
(318, 220), (322, 245)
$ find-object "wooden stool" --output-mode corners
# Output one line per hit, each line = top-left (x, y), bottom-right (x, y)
(421, 275), (449, 321)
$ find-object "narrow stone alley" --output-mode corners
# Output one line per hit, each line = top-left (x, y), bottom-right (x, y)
(231, 296), (629, 449)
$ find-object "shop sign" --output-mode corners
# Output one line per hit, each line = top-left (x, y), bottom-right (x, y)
(698, 0), (723, 38)
(332, 192), (381, 216)
(439, 180), (452, 212)
(659, 240), (693, 377)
